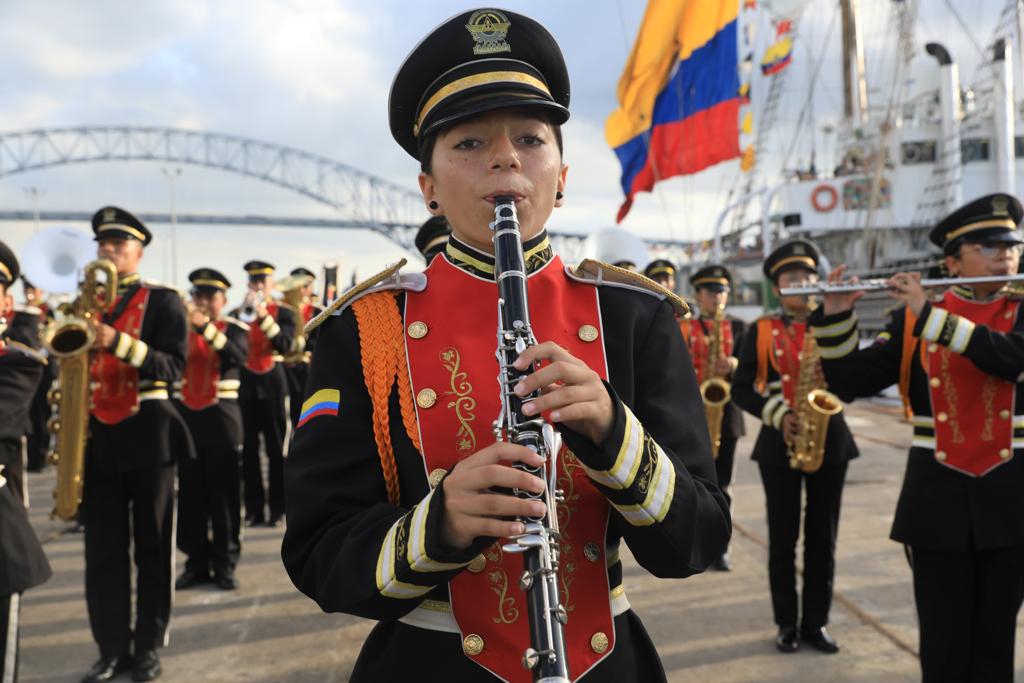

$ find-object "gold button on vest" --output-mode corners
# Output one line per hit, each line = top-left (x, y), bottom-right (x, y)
(936, 451), (947, 461)
(930, 377), (941, 388)
(583, 542), (601, 563)
(467, 554), (487, 573)
(1000, 409), (1011, 420)
(928, 343), (939, 353)
(428, 468), (447, 488)
(407, 321), (428, 339)
(590, 632), (609, 654)
(1000, 448), (1011, 459)
(417, 388), (437, 409)
(578, 324), (599, 342)
(936, 412), (948, 423)
(463, 634), (484, 656)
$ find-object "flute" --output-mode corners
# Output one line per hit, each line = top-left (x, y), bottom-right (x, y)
(779, 274), (1024, 296)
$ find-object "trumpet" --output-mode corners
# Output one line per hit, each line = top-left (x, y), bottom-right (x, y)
(239, 291), (268, 322)
(779, 274), (1024, 296)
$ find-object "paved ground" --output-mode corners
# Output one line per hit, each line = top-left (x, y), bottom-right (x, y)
(16, 401), (1024, 681)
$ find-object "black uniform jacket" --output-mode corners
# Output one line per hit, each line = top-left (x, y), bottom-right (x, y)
(686, 314), (747, 441)
(0, 480), (51, 596)
(0, 334), (44, 443)
(88, 280), (191, 473)
(282, 240), (731, 677)
(231, 304), (297, 401)
(174, 316), (249, 450)
(810, 287), (1024, 552)
(8, 305), (45, 349)
(732, 312), (858, 469)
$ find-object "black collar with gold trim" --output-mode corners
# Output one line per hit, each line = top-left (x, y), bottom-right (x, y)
(951, 282), (1011, 302)
(444, 231), (554, 280)
(117, 273), (141, 295)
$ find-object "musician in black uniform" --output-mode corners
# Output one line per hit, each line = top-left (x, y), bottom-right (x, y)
(809, 193), (1024, 682)
(81, 207), (189, 683)
(18, 276), (55, 473)
(0, 262), (51, 679)
(282, 10), (730, 682)
(284, 267), (322, 429)
(732, 239), (858, 654)
(234, 262), (296, 527)
(674, 263), (747, 571)
(174, 268), (249, 592)
(414, 215), (452, 265)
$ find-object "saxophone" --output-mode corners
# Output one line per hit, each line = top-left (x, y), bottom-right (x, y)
(787, 324), (842, 473)
(491, 196), (570, 682)
(699, 305), (731, 459)
(278, 273), (314, 363)
(47, 259), (118, 520)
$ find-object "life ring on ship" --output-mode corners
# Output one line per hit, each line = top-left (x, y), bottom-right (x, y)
(811, 184), (838, 212)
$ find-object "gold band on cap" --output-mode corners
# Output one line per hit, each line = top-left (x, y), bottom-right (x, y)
(193, 278), (229, 289)
(648, 266), (675, 277)
(692, 276), (729, 287)
(0, 262), (11, 281)
(769, 255), (816, 276)
(97, 223), (147, 242)
(424, 235), (449, 253)
(414, 70), (552, 136)
(944, 218), (1017, 242)
(246, 267), (274, 275)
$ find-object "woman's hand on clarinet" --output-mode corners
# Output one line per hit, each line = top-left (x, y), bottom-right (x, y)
(886, 271), (927, 316)
(822, 264), (863, 315)
(511, 341), (615, 446)
(440, 443), (547, 550)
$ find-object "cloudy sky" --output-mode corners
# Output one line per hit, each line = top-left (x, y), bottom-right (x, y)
(0, 0), (1008, 298)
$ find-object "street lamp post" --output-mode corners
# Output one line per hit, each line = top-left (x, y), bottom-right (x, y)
(161, 167), (182, 285)
(23, 187), (45, 234)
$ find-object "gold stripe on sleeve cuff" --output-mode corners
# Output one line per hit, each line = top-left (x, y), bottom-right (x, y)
(264, 322), (281, 339)
(812, 313), (856, 339)
(762, 395), (784, 426)
(129, 339), (149, 368)
(581, 403), (645, 490)
(921, 307), (949, 343)
(948, 316), (975, 354)
(375, 518), (434, 600)
(771, 401), (790, 430)
(259, 314), (276, 332)
(211, 331), (228, 351)
(819, 333), (859, 359)
(610, 443), (676, 527)
(407, 489), (470, 573)
(202, 323), (218, 342)
(114, 332), (133, 359)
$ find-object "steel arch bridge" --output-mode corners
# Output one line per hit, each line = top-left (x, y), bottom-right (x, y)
(0, 125), (427, 250)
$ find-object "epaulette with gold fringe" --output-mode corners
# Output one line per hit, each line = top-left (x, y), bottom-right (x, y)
(304, 259), (427, 335)
(567, 259), (690, 318)
(3, 339), (48, 365)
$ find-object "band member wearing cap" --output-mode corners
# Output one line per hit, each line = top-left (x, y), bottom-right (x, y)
(809, 193), (1024, 682)
(0, 242), (47, 508)
(678, 264), (746, 571)
(16, 276), (56, 473)
(643, 259), (677, 292)
(282, 9), (729, 682)
(284, 267), (324, 429)
(233, 262), (296, 527)
(731, 239), (858, 655)
(82, 206), (189, 682)
(174, 269), (249, 592)
(415, 216), (453, 265)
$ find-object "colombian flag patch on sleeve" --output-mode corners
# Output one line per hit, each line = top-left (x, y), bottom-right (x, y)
(297, 388), (340, 427)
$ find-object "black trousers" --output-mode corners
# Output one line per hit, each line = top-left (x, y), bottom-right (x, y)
(715, 432), (737, 511)
(911, 545), (1024, 683)
(758, 462), (847, 629)
(285, 363), (309, 428)
(240, 397), (287, 520)
(26, 360), (52, 471)
(83, 460), (175, 658)
(0, 593), (19, 682)
(0, 439), (25, 508)
(177, 443), (241, 576)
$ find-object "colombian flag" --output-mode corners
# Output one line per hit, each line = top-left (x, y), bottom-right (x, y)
(607, 0), (741, 222)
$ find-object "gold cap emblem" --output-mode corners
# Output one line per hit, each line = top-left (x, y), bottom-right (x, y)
(463, 633), (485, 656)
(793, 244), (806, 255)
(103, 208), (117, 223)
(993, 196), (1010, 216)
(465, 10), (511, 55)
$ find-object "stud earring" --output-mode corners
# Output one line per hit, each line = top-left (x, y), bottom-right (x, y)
(556, 191), (564, 200)
(428, 201), (439, 210)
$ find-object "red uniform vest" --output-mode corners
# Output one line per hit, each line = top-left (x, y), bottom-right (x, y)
(923, 290), (1019, 476)
(760, 317), (807, 406)
(91, 287), (150, 425)
(405, 256), (615, 682)
(245, 302), (279, 374)
(300, 301), (316, 326)
(679, 316), (735, 383)
(181, 320), (226, 411)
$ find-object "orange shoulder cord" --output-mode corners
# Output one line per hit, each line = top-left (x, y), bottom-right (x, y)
(898, 307), (919, 420)
(677, 319), (691, 348)
(351, 292), (422, 506)
(755, 317), (775, 393)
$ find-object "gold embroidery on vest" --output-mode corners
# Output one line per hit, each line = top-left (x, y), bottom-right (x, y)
(439, 347), (477, 454)
(484, 543), (519, 624)
(981, 375), (997, 442)
(557, 449), (582, 613)
(938, 349), (965, 444)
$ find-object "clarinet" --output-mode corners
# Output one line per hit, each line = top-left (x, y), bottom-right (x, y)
(491, 196), (571, 682)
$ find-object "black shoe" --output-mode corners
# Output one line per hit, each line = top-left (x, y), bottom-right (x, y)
(81, 654), (133, 683)
(711, 553), (732, 572)
(266, 514), (283, 527)
(775, 626), (799, 653)
(174, 568), (211, 590)
(244, 515), (265, 527)
(214, 572), (238, 590)
(801, 626), (840, 654)
(132, 650), (162, 681)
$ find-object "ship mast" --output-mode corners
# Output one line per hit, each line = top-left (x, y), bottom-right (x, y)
(840, 0), (868, 124)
